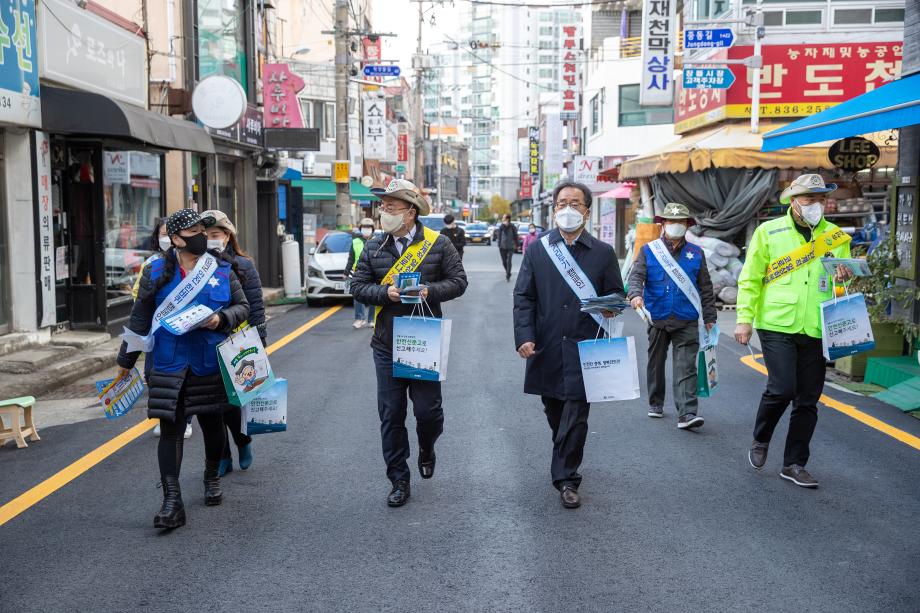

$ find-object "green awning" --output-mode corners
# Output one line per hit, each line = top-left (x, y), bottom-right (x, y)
(292, 178), (376, 201)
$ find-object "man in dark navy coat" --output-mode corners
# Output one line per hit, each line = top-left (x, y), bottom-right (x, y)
(513, 181), (625, 509)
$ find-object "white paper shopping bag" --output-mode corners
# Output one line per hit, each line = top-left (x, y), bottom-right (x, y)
(820, 292), (875, 361)
(392, 316), (452, 382)
(578, 336), (641, 402)
(217, 326), (276, 406)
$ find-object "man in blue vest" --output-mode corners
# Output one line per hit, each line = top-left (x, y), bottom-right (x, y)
(627, 203), (717, 429)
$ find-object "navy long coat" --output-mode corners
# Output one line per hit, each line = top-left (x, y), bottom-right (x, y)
(513, 229), (625, 401)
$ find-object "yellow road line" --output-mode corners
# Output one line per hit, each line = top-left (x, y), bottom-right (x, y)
(0, 304), (343, 527)
(740, 353), (920, 452)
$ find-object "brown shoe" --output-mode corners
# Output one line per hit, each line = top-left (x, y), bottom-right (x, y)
(560, 486), (581, 509)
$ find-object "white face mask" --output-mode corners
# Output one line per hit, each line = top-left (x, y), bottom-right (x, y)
(361, 227), (373, 238)
(664, 223), (687, 239)
(796, 200), (824, 227)
(380, 210), (406, 234)
(207, 239), (225, 252)
(158, 236), (172, 252)
(555, 207), (585, 233)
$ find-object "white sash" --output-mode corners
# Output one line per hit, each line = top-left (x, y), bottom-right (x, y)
(541, 234), (605, 329)
(121, 252), (219, 353)
(647, 239), (711, 347)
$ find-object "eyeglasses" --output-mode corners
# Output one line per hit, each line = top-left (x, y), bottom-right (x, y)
(554, 201), (587, 211)
(379, 204), (411, 214)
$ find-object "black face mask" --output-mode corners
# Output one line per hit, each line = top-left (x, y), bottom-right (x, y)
(180, 232), (208, 256)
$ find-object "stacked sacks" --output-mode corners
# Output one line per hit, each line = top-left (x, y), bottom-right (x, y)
(686, 233), (742, 305)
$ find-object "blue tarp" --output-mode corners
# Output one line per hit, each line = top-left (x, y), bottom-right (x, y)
(761, 73), (920, 152)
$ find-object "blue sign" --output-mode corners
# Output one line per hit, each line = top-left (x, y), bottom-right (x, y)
(683, 28), (735, 49)
(682, 68), (735, 89)
(0, 0), (40, 127)
(363, 64), (401, 77)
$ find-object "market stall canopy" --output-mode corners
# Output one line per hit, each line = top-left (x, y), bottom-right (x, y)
(761, 73), (920, 152)
(598, 183), (636, 199)
(41, 86), (215, 155)
(619, 122), (897, 179)
(292, 177), (376, 200)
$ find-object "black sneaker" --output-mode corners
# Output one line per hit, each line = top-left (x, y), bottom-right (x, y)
(678, 414), (704, 430)
(780, 465), (819, 489)
(748, 441), (769, 470)
(647, 406), (664, 418)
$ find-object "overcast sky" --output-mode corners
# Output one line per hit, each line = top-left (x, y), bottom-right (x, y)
(373, 0), (463, 79)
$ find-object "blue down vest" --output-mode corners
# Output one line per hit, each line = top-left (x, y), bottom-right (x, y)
(149, 257), (234, 375)
(642, 240), (704, 322)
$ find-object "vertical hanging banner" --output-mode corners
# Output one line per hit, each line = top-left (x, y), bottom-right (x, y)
(33, 131), (55, 328)
(397, 122), (409, 163)
(559, 23), (582, 120)
(363, 95), (387, 160)
(528, 127), (540, 177)
(639, 0), (677, 106)
(520, 172), (533, 199)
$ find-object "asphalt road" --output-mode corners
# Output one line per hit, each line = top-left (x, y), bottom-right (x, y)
(2, 244), (919, 612)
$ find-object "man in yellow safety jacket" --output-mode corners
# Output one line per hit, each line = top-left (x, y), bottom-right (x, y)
(735, 174), (853, 489)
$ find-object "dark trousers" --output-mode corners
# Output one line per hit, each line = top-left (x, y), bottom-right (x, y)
(221, 406), (253, 460)
(158, 396), (225, 479)
(753, 329), (826, 467)
(373, 349), (444, 483)
(647, 323), (700, 416)
(499, 248), (514, 277)
(542, 396), (591, 490)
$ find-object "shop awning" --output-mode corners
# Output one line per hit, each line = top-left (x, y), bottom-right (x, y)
(598, 182), (635, 199)
(762, 73), (920, 152)
(292, 178), (377, 200)
(619, 121), (897, 179)
(41, 86), (215, 154)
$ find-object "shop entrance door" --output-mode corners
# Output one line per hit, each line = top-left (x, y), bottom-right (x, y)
(53, 141), (105, 328)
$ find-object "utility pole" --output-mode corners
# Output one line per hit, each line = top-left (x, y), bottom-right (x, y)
(334, 0), (352, 228)
(414, 2), (425, 188)
(436, 77), (442, 212)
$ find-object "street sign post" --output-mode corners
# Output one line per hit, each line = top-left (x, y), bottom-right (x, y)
(363, 65), (401, 77)
(395, 164), (406, 173)
(684, 28), (735, 49)
(682, 68), (736, 89)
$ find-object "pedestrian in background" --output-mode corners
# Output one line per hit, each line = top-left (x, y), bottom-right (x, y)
(736, 174), (852, 489)
(137, 218), (193, 440)
(513, 181), (624, 509)
(495, 213), (518, 282)
(201, 210), (265, 477)
(521, 222), (539, 254)
(351, 179), (468, 507)
(346, 217), (377, 329)
(116, 209), (249, 530)
(440, 214), (466, 260)
(627, 203), (716, 429)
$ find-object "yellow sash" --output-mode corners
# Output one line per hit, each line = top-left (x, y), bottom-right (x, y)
(762, 228), (850, 286)
(375, 226), (441, 319)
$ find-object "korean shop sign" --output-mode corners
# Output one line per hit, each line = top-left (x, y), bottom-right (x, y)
(38, 0), (145, 107)
(363, 95), (386, 160)
(0, 0), (40, 127)
(263, 64), (305, 129)
(559, 23), (582, 120)
(639, 0), (676, 106)
(674, 42), (902, 133)
(528, 126), (539, 177)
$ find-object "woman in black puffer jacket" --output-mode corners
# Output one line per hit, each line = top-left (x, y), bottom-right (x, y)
(201, 210), (266, 476)
(116, 209), (249, 530)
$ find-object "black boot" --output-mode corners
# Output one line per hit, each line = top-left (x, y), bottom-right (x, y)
(203, 461), (223, 506)
(153, 476), (186, 529)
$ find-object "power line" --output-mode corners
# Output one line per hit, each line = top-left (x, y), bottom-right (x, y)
(465, 0), (627, 7)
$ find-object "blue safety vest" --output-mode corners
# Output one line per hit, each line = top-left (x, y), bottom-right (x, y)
(642, 241), (704, 322)
(149, 256), (234, 375)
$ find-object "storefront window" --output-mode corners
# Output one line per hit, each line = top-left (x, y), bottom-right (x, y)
(198, 0), (248, 95)
(103, 150), (163, 303)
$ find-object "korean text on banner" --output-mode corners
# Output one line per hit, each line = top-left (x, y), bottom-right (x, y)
(820, 292), (875, 361)
(218, 326), (276, 406)
(243, 378), (288, 436)
(393, 317), (452, 382)
(639, 0), (677, 106)
(95, 368), (145, 419)
(578, 336), (641, 403)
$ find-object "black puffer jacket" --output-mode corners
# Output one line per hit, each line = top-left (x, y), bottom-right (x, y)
(117, 251), (250, 421)
(351, 221), (468, 353)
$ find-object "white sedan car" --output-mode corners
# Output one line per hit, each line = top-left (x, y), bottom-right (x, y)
(305, 231), (354, 306)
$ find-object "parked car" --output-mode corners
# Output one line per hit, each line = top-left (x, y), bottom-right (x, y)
(305, 231), (354, 306)
(465, 223), (491, 246)
(419, 214), (447, 232)
(516, 223), (544, 253)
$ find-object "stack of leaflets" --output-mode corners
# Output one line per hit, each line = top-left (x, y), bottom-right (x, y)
(161, 303), (219, 335)
(95, 367), (145, 419)
(397, 271), (424, 304)
(580, 293), (630, 316)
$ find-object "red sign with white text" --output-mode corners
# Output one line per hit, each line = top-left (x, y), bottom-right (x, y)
(675, 42), (902, 133)
(520, 172), (533, 199)
(263, 64), (306, 129)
